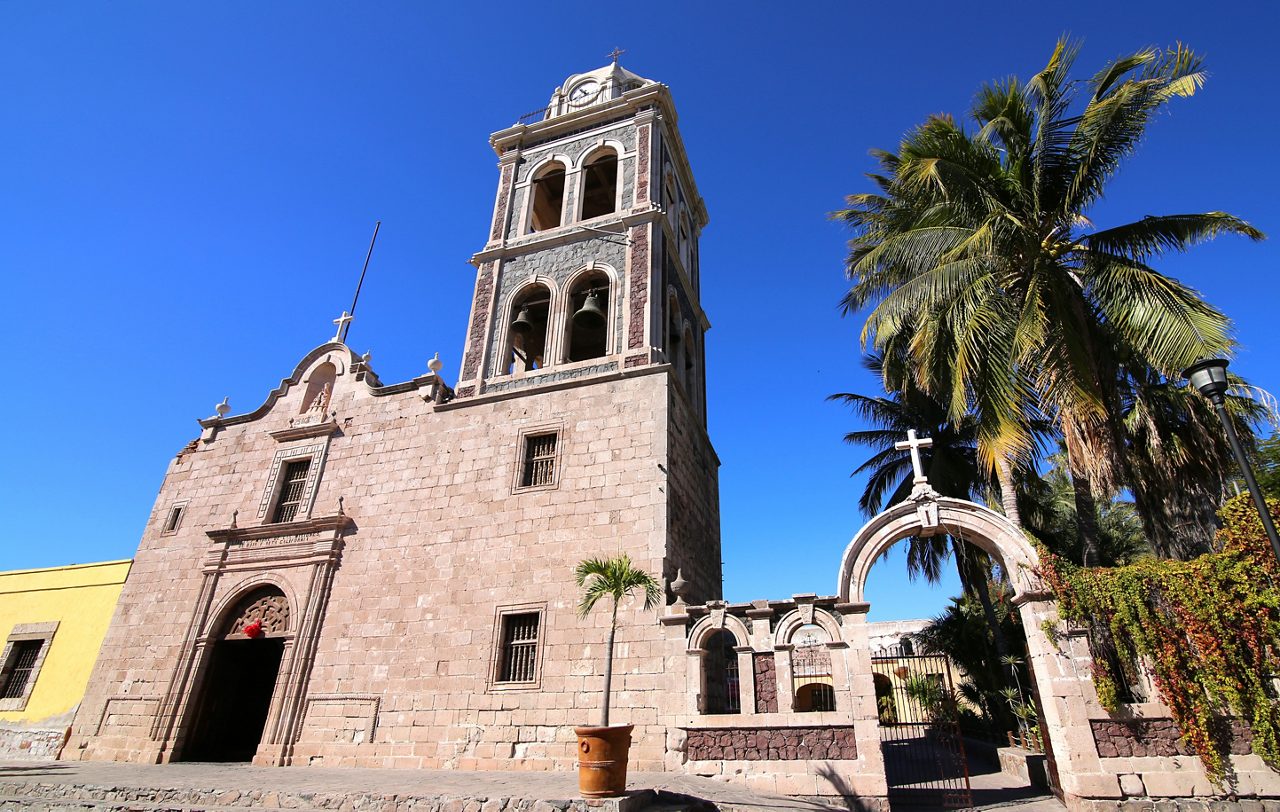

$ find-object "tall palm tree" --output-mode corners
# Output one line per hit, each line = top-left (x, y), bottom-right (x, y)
(837, 40), (1264, 564)
(575, 554), (661, 727)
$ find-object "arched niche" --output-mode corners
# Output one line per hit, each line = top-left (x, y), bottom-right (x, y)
(686, 612), (752, 716)
(299, 361), (336, 415)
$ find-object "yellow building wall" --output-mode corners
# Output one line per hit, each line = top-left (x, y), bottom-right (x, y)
(0, 560), (131, 725)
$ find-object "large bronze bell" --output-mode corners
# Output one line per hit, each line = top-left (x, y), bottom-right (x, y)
(511, 305), (535, 334)
(572, 290), (606, 329)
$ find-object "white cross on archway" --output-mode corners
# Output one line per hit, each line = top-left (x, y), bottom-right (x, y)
(894, 429), (933, 485)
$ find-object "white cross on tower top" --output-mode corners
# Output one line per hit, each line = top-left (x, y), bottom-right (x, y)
(895, 429), (934, 485)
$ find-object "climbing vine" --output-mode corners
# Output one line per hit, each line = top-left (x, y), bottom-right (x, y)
(1038, 494), (1280, 783)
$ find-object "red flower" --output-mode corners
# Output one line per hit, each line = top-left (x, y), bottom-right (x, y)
(243, 620), (263, 638)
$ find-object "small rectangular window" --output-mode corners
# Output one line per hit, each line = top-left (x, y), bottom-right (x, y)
(521, 433), (557, 488)
(0, 640), (44, 700)
(272, 459), (311, 523)
(163, 505), (185, 533)
(497, 612), (540, 684)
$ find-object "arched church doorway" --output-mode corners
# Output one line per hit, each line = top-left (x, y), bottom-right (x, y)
(181, 586), (290, 762)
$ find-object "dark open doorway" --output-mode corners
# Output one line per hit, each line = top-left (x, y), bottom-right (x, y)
(183, 636), (284, 762)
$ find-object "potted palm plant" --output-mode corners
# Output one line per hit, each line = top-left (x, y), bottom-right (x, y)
(573, 554), (661, 798)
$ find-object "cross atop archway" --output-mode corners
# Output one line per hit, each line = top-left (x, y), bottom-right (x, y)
(894, 429), (933, 485)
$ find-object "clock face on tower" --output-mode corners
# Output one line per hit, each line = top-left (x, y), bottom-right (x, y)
(567, 79), (601, 107)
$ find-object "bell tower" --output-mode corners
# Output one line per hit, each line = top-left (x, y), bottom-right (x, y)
(457, 62), (709, 411)
(455, 60), (719, 600)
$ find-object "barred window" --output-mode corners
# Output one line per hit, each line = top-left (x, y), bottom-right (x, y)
(272, 459), (311, 523)
(497, 612), (540, 683)
(0, 641), (43, 700)
(521, 433), (557, 488)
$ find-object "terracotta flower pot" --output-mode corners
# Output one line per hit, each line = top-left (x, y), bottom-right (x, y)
(574, 724), (632, 798)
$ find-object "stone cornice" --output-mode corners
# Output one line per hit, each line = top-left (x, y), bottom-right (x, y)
(206, 514), (354, 545)
(268, 421), (340, 443)
(470, 206), (662, 266)
(489, 85), (669, 155)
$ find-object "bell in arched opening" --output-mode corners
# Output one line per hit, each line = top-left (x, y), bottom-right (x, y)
(572, 289), (606, 330)
(511, 305), (536, 334)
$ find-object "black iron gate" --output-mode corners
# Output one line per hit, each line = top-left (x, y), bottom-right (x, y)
(871, 645), (972, 809)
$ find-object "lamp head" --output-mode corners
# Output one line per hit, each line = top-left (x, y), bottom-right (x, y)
(1183, 358), (1231, 403)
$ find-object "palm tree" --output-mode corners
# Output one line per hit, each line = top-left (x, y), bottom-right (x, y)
(837, 40), (1264, 564)
(575, 554), (662, 727)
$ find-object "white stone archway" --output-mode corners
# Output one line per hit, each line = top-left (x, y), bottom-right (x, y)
(835, 488), (1112, 806)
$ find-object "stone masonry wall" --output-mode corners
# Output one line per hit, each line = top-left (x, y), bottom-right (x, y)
(663, 382), (720, 604)
(485, 239), (628, 379)
(684, 726), (858, 761)
(1091, 717), (1253, 758)
(503, 121), (637, 242)
(67, 354), (700, 772)
(753, 653), (777, 714)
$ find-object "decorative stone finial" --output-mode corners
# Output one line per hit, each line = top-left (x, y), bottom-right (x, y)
(670, 568), (690, 607)
(214, 397), (230, 419)
(338, 496), (345, 516)
(428, 353), (443, 374)
(230, 509), (238, 528)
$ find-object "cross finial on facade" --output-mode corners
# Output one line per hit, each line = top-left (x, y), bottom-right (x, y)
(331, 311), (353, 343)
(608, 46), (626, 64)
(895, 429), (934, 484)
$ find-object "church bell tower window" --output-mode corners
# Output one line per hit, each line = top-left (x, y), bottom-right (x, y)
(529, 162), (567, 232)
(565, 273), (610, 362)
(506, 287), (550, 374)
(579, 150), (618, 220)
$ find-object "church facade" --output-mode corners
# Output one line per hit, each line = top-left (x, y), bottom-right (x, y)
(67, 62), (718, 772)
(66, 63), (1280, 811)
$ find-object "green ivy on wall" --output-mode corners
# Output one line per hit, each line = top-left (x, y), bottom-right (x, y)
(1038, 494), (1280, 783)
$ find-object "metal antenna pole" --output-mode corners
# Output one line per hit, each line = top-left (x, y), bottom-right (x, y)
(339, 220), (381, 345)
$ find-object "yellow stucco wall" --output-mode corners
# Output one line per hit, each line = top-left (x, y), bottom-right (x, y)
(0, 560), (131, 724)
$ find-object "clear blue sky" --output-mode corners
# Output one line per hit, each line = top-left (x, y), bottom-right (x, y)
(2, 2), (1277, 622)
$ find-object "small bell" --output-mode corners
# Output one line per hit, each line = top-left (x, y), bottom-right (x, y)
(572, 290), (606, 329)
(511, 306), (536, 334)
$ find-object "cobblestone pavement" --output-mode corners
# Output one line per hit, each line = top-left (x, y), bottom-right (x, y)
(0, 761), (838, 810)
(0, 760), (1067, 811)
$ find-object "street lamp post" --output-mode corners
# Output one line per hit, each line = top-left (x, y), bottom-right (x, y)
(1183, 358), (1280, 562)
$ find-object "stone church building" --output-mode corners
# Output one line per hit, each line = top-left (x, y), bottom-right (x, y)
(65, 63), (1280, 811)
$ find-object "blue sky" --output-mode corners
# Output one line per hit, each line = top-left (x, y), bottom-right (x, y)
(2, 2), (1277, 622)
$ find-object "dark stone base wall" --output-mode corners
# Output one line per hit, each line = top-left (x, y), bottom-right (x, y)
(685, 726), (857, 761)
(1091, 718), (1252, 758)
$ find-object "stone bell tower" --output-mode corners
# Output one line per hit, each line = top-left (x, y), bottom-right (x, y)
(455, 59), (719, 599)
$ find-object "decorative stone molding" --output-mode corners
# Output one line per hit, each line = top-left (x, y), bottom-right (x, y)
(269, 420), (339, 443)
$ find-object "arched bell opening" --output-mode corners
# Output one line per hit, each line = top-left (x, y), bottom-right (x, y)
(529, 161), (567, 232)
(564, 272), (610, 363)
(579, 149), (619, 220)
(179, 585), (291, 763)
(505, 285), (551, 374)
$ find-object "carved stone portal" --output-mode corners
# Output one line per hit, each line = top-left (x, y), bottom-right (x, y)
(223, 589), (290, 638)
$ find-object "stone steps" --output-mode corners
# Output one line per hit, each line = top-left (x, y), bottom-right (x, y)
(0, 782), (707, 812)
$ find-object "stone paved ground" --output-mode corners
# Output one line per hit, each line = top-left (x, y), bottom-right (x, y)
(0, 760), (1065, 811)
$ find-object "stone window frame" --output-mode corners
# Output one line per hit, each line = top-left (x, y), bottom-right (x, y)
(257, 441), (328, 523)
(511, 423), (565, 494)
(160, 500), (189, 535)
(0, 621), (58, 712)
(488, 602), (547, 692)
